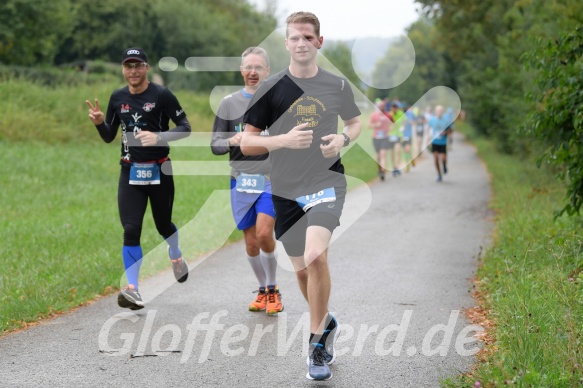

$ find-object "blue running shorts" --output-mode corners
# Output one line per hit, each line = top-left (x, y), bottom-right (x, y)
(230, 177), (275, 230)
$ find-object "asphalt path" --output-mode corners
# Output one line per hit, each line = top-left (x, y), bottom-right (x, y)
(0, 132), (491, 387)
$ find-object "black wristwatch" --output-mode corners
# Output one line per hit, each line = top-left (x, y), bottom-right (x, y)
(342, 133), (350, 147)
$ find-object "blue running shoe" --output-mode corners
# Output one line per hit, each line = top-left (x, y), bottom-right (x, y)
(323, 314), (339, 364)
(306, 343), (332, 381)
(306, 314), (339, 365)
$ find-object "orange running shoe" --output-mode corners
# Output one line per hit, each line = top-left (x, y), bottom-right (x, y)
(266, 285), (284, 315)
(249, 287), (267, 311)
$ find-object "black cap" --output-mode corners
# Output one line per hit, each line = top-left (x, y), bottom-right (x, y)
(122, 47), (148, 64)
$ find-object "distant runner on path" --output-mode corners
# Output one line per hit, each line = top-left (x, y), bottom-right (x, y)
(428, 104), (452, 182)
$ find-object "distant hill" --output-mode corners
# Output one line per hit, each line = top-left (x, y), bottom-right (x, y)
(326, 37), (397, 75)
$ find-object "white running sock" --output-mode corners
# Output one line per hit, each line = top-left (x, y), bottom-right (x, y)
(247, 254), (266, 288)
(260, 249), (278, 287)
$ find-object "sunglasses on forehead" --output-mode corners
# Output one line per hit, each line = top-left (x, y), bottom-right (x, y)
(123, 62), (148, 69)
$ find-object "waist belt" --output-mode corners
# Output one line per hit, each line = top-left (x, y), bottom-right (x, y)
(121, 156), (169, 165)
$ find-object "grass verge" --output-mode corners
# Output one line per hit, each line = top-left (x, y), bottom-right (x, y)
(443, 122), (583, 387)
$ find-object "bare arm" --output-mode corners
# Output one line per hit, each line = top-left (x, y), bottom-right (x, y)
(343, 116), (362, 142)
(319, 116), (361, 159)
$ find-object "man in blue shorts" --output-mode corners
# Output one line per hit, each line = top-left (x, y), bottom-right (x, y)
(211, 47), (283, 315)
(241, 12), (361, 380)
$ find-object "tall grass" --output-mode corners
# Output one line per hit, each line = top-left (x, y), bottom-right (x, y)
(0, 142), (230, 331)
(0, 78), (214, 143)
(444, 123), (583, 387)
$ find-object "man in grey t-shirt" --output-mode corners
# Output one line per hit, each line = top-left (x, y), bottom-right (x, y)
(211, 47), (282, 315)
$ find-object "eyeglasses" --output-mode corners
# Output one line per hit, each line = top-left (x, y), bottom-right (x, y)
(241, 66), (267, 72)
(123, 62), (148, 69)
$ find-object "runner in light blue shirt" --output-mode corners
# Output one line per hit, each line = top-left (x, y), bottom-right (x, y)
(427, 105), (453, 182)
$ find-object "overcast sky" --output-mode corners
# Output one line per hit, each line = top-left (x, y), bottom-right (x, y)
(249, 0), (421, 40)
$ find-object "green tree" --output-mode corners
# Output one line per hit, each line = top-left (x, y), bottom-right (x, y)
(153, 0), (277, 91)
(415, 0), (583, 153)
(524, 25), (583, 216)
(416, 0), (515, 150)
(0, 0), (74, 65)
(154, 0), (276, 61)
(54, 0), (160, 65)
(321, 41), (361, 89)
(52, 0), (276, 67)
(369, 18), (450, 105)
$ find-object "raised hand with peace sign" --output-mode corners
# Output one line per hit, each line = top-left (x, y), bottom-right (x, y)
(85, 99), (104, 126)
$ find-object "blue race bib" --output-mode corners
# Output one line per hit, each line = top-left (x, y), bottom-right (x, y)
(296, 188), (336, 212)
(129, 162), (161, 185)
(374, 130), (387, 139)
(236, 173), (265, 193)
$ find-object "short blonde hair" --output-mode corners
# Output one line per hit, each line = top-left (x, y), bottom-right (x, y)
(285, 11), (320, 37)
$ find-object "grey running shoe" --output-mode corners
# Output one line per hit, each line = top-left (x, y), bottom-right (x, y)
(169, 248), (188, 283)
(306, 343), (332, 381)
(172, 258), (188, 283)
(118, 287), (144, 310)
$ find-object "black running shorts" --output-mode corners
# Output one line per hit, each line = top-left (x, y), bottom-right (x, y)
(431, 144), (447, 154)
(373, 138), (390, 153)
(272, 187), (346, 256)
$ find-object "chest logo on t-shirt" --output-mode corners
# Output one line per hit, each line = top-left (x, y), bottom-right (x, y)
(143, 102), (156, 112)
(131, 112), (142, 123)
(121, 104), (131, 113)
(289, 96), (327, 128)
(131, 112), (143, 132)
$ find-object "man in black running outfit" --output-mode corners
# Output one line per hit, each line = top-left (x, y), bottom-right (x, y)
(241, 12), (361, 381)
(86, 47), (190, 310)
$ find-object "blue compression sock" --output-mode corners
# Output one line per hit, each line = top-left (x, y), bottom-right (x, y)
(122, 245), (143, 288)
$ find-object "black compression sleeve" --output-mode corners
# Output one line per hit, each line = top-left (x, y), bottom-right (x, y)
(161, 116), (191, 142)
(95, 122), (118, 143)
